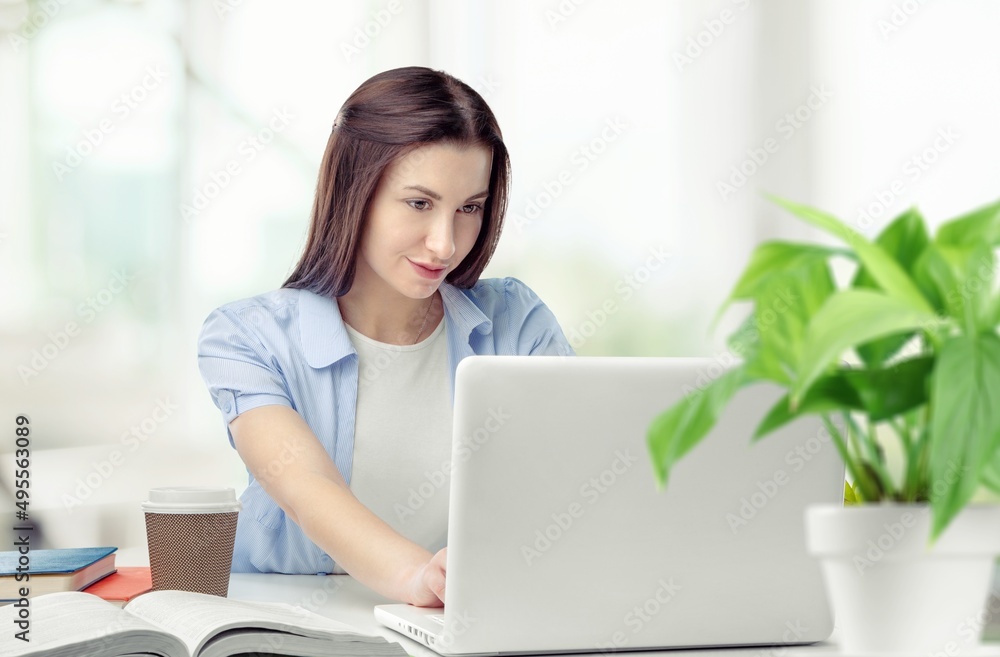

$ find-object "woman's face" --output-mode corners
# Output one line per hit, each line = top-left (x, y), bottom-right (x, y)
(355, 141), (492, 301)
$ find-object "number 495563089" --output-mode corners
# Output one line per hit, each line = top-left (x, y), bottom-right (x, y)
(14, 415), (30, 517)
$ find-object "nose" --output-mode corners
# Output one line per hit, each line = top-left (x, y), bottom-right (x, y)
(425, 212), (457, 261)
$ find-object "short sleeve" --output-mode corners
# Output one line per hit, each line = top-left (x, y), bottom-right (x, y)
(503, 278), (576, 357)
(197, 306), (294, 448)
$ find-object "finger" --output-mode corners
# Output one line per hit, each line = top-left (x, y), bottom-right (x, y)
(426, 567), (446, 604)
(435, 547), (448, 573)
(437, 563), (446, 598)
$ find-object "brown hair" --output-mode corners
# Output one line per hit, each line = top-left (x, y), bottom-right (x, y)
(282, 66), (510, 297)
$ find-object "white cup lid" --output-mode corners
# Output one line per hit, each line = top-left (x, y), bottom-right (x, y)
(141, 487), (241, 514)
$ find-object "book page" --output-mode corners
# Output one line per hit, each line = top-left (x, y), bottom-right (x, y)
(0, 591), (187, 657)
(123, 590), (386, 656)
(198, 628), (407, 657)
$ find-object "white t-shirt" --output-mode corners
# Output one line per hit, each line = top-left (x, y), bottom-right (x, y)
(333, 318), (451, 574)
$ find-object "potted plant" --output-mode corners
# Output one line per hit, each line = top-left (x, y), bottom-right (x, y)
(647, 196), (1000, 655)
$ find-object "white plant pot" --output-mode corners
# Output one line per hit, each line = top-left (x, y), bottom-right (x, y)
(805, 503), (1000, 655)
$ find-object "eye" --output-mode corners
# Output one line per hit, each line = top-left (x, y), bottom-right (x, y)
(460, 203), (483, 214)
(407, 199), (431, 211)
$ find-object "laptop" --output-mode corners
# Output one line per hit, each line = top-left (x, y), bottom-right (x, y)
(375, 356), (843, 655)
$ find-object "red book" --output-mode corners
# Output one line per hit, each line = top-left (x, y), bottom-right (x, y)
(82, 566), (153, 607)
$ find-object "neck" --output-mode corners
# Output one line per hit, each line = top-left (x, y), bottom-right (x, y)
(338, 285), (441, 345)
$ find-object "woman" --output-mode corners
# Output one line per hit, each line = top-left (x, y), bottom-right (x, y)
(197, 67), (573, 608)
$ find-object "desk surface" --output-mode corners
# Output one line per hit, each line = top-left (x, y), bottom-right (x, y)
(227, 573), (851, 657)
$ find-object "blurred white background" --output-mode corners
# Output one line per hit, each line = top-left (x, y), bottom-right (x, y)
(1, 0), (999, 563)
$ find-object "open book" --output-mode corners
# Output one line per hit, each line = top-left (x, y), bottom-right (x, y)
(1, 589), (408, 657)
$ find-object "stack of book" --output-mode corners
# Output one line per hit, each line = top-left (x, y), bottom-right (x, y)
(0, 546), (119, 602)
(82, 566), (153, 607)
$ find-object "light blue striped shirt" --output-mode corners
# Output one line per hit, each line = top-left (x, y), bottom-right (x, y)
(197, 277), (573, 574)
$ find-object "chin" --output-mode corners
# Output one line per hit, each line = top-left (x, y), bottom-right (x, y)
(399, 281), (440, 299)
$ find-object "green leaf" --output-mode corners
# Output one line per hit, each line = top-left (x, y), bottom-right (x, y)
(844, 480), (859, 505)
(853, 208), (932, 366)
(753, 374), (863, 440)
(722, 244), (839, 385)
(722, 241), (850, 308)
(793, 290), (942, 403)
(928, 333), (1000, 539)
(919, 243), (996, 334)
(935, 199), (1000, 248)
(982, 453), (1000, 495)
(855, 208), (932, 286)
(841, 356), (934, 422)
(987, 294), (1000, 330)
(911, 247), (948, 315)
(727, 257), (836, 387)
(754, 357), (933, 440)
(768, 195), (935, 315)
(648, 366), (750, 487)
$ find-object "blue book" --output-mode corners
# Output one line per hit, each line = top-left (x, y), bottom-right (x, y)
(0, 547), (117, 599)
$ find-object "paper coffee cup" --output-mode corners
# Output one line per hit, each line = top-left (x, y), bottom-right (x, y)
(142, 487), (241, 597)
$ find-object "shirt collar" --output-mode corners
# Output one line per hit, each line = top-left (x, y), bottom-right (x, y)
(440, 282), (492, 341)
(298, 289), (355, 369)
(297, 284), (493, 369)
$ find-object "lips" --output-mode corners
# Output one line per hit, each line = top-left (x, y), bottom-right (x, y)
(409, 259), (447, 280)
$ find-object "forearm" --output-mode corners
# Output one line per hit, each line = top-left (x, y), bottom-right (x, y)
(228, 405), (435, 603)
(279, 472), (432, 602)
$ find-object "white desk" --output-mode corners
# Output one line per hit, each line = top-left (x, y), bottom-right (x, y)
(228, 573), (949, 657)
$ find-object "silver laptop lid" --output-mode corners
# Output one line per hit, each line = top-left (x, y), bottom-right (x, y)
(441, 356), (841, 654)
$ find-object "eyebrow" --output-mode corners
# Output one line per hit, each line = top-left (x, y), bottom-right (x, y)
(403, 185), (489, 201)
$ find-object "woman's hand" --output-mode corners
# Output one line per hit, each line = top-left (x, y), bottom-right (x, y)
(407, 547), (447, 607)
